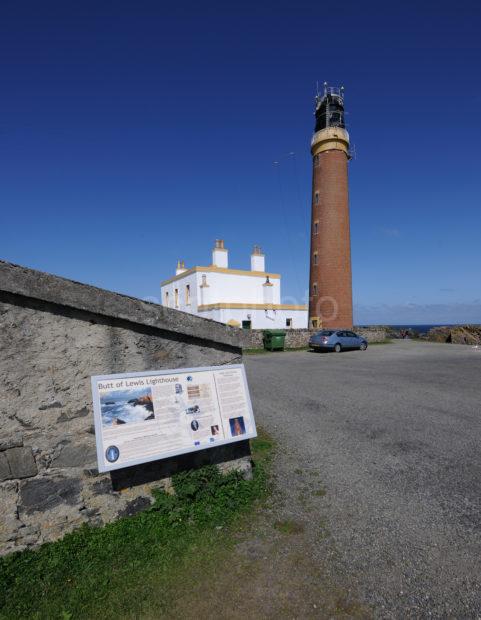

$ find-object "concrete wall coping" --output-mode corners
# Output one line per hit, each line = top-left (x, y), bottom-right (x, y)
(0, 260), (242, 349)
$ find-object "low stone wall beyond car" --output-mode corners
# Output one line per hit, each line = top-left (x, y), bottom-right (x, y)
(354, 326), (388, 343)
(242, 326), (387, 349)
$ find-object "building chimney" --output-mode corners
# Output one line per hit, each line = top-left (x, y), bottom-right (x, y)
(212, 239), (228, 268)
(251, 245), (265, 272)
(175, 260), (187, 275)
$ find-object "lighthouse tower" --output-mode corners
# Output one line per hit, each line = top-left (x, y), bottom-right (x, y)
(308, 83), (353, 329)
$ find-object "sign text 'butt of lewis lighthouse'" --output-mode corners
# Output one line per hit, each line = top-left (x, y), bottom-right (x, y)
(309, 83), (353, 329)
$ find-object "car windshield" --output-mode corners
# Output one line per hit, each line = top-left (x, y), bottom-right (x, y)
(318, 330), (334, 336)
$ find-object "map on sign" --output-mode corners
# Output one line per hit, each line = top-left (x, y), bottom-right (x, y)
(91, 364), (256, 472)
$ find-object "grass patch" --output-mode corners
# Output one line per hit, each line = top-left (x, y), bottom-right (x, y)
(243, 346), (309, 355)
(274, 520), (305, 535)
(0, 430), (274, 619)
(312, 488), (327, 497)
(367, 339), (393, 345)
(243, 348), (272, 355)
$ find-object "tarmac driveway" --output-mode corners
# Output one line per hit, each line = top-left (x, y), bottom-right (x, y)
(245, 340), (481, 618)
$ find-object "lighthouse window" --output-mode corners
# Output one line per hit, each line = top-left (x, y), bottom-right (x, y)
(315, 192), (319, 205)
(312, 283), (318, 296)
(314, 221), (319, 235)
(313, 252), (318, 265)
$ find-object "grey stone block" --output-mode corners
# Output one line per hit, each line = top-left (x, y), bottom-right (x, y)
(0, 452), (11, 481)
(51, 443), (97, 468)
(91, 478), (113, 495)
(0, 482), (20, 545)
(0, 434), (23, 451)
(20, 477), (81, 514)
(38, 400), (62, 411)
(57, 406), (89, 422)
(83, 467), (100, 476)
(117, 496), (152, 518)
(6, 447), (37, 479)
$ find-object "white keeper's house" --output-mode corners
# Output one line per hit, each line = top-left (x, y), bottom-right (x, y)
(160, 240), (308, 329)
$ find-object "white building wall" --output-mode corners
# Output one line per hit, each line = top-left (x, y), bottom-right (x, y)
(161, 272), (281, 312)
(215, 308), (307, 329)
(161, 271), (199, 313)
(172, 305), (306, 329)
(160, 244), (307, 330)
(200, 271), (281, 305)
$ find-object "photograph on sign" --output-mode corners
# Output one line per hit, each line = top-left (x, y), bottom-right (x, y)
(91, 364), (256, 472)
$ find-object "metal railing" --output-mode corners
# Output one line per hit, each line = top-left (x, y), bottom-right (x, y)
(325, 86), (343, 97)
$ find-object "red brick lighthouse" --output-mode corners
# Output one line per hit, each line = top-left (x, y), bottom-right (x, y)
(309, 83), (353, 329)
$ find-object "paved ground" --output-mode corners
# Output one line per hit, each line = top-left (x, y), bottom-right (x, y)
(245, 340), (481, 618)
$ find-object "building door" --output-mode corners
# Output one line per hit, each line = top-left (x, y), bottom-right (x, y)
(242, 320), (252, 329)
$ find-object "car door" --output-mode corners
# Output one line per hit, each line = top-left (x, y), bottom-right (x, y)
(336, 331), (349, 349)
(345, 331), (359, 349)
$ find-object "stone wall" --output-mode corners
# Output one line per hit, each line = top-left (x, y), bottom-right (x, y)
(0, 260), (247, 555)
(242, 329), (313, 350)
(242, 326), (387, 349)
(354, 326), (388, 343)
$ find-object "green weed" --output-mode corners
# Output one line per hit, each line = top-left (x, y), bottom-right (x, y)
(0, 432), (274, 619)
(274, 520), (305, 535)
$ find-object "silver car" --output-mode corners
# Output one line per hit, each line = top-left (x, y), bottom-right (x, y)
(309, 329), (368, 353)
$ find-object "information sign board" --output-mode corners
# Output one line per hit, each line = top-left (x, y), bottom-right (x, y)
(91, 364), (256, 472)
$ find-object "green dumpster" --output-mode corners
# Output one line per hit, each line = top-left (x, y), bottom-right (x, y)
(263, 329), (286, 351)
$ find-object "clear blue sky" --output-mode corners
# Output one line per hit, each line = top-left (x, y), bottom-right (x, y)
(1, 0), (480, 324)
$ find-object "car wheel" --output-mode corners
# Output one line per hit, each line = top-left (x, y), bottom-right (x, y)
(334, 343), (342, 353)
(360, 342), (367, 351)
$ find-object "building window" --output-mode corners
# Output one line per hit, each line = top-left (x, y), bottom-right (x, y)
(286, 318), (292, 328)
(312, 282), (318, 296)
(174, 288), (179, 308)
(315, 192), (319, 205)
(242, 320), (252, 330)
(313, 221), (319, 235)
(185, 284), (190, 305)
(311, 318), (319, 329)
(202, 274), (207, 286)
(165, 291), (169, 307)
(313, 252), (318, 266)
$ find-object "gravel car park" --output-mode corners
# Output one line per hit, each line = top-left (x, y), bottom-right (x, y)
(245, 340), (481, 617)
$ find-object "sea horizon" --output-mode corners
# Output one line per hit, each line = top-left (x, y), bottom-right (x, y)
(357, 323), (481, 334)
